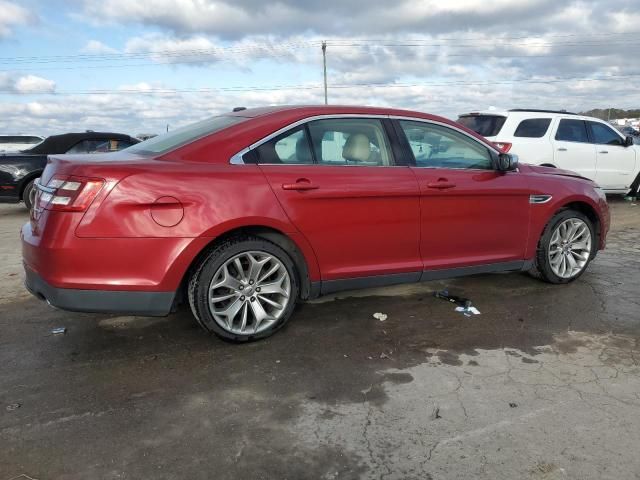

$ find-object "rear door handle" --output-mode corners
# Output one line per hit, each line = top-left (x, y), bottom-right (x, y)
(599, 150), (608, 154)
(557, 148), (567, 152)
(426, 181), (456, 190)
(281, 178), (319, 191)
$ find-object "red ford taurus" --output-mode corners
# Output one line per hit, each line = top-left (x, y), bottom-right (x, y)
(22, 105), (610, 341)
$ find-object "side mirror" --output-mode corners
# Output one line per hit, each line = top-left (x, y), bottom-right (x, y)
(497, 153), (519, 171)
(625, 136), (634, 147)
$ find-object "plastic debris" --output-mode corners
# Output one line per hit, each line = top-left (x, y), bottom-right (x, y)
(434, 290), (480, 316)
(6, 403), (21, 411)
(380, 352), (390, 359)
(372, 312), (388, 322)
(455, 305), (481, 316)
(51, 327), (67, 335)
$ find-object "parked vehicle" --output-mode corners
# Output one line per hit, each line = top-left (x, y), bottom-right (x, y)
(457, 109), (640, 196)
(22, 105), (610, 342)
(0, 135), (44, 152)
(0, 132), (139, 209)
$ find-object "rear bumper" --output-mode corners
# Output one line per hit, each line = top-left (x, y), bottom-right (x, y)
(24, 264), (176, 316)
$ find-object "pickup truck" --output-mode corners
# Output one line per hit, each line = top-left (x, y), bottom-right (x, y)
(0, 131), (139, 209)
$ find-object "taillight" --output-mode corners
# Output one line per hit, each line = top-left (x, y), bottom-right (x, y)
(493, 142), (512, 153)
(37, 175), (104, 212)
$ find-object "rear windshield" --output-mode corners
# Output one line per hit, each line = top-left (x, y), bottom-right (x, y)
(457, 115), (506, 137)
(128, 115), (246, 155)
(0, 136), (42, 144)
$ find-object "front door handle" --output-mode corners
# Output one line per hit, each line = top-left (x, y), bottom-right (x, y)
(557, 148), (567, 152)
(282, 178), (319, 191)
(426, 180), (456, 190)
(599, 150), (609, 154)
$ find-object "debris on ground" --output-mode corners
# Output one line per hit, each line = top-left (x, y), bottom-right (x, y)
(434, 290), (481, 316)
(432, 407), (442, 419)
(455, 305), (481, 316)
(51, 327), (67, 335)
(6, 403), (21, 411)
(380, 352), (390, 359)
(373, 312), (388, 322)
(509, 402), (518, 408)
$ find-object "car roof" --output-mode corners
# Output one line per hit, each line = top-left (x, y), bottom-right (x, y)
(166, 104), (499, 162)
(228, 104), (458, 119)
(24, 132), (137, 155)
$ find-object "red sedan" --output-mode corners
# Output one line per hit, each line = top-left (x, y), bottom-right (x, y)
(22, 105), (610, 341)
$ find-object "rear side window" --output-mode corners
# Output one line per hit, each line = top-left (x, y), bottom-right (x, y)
(307, 118), (393, 166)
(457, 115), (506, 137)
(588, 122), (624, 146)
(128, 115), (246, 155)
(555, 119), (589, 143)
(254, 127), (313, 164)
(513, 118), (552, 138)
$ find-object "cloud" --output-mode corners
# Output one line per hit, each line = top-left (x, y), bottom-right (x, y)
(81, 40), (119, 54)
(0, 0), (36, 38)
(0, 73), (56, 94)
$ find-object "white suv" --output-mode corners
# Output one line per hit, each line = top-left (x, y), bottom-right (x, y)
(457, 109), (640, 195)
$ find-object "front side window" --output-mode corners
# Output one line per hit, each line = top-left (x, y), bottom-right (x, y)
(307, 118), (393, 166)
(555, 119), (589, 143)
(588, 122), (624, 146)
(514, 118), (552, 138)
(399, 120), (493, 170)
(254, 127), (313, 164)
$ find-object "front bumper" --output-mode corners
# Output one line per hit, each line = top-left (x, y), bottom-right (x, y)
(24, 264), (176, 316)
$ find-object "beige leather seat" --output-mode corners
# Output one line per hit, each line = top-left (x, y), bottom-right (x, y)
(342, 133), (371, 163)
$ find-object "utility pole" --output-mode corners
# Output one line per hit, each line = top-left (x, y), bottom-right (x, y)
(322, 41), (328, 105)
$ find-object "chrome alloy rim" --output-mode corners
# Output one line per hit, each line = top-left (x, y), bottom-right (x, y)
(208, 251), (291, 335)
(548, 218), (592, 279)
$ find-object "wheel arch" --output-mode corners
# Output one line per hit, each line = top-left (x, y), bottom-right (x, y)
(553, 200), (602, 253)
(176, 225), (319, 309)
(18, 170), (43, 200)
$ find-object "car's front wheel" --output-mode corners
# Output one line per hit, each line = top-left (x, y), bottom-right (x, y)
(534, 209), (596, 284)
(188, 236), (299, 341)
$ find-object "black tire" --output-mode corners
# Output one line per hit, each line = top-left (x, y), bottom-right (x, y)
(628, 171), (640, 198)
(533, 209), (596, 284)
(188, 235), (300, 342)
(23, 179), (36, 210)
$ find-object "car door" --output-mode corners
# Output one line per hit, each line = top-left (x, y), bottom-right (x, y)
(254, 117), (422, 283)
(551, 118), (597, 180)
(587, 121), (637, 190)
(394, 119), (531, 271)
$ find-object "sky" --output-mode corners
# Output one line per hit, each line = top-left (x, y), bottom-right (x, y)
(1, 0), (640, 136)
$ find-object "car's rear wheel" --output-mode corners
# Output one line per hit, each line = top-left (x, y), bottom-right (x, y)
(188, 236), (299, 341)
(534, 209), (595, 284)
(23, 179), (36, 210)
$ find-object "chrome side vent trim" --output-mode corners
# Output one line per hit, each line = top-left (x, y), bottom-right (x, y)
(530, 194), (552, 204)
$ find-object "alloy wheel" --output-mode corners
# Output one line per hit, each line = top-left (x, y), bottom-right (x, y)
(207, 251), (291, 335)
(548, 218), (592, 279)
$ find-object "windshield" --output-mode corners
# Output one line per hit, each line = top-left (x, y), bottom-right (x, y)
(128, 115), (246, 155)
(457, 115), (507, 137)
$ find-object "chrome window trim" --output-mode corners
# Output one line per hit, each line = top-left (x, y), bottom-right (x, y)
(228, 113), (501, 167)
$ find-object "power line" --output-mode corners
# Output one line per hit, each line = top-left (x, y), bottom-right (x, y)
(3, 73), (639, 96)
(1, 30), (639, 64)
